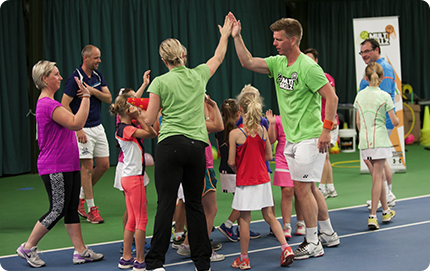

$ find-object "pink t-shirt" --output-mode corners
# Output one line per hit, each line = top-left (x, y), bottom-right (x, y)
(321, 73), (339, 124)
(36, 97), (80, 175)
(274, 115), (288, 170)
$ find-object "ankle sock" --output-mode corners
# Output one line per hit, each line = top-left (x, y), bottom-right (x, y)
(283, 223), (291, 230)
(306, 227), (318, 244)
(318, 218), (334, 235)
(79, 187), (85, 199)
(281, 243), (289, 251)
(240, 254), (248, 261)
(86, 199), (95, 212)
(175, 232), (184, 240)
(225, 219), (233, 229)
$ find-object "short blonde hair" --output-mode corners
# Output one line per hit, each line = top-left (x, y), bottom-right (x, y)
(159, 38), (184, 66)
(32, 60), (57, 90)
(270, 18), (303, 46)
(240, 84), (260, 95)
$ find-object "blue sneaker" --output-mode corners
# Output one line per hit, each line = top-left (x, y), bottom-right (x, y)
(133, 260), (146, 271)
(236, 228), (261, 240)
(119, 240), (136, 255)
(118, 257), (135, 269)
(145, 241), (151, 251)
(218, 223), (238, 242)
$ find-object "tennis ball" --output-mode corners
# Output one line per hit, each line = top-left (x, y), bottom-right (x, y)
(360, 31), (369, 40)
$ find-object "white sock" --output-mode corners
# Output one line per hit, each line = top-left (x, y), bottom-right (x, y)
(86, 199), (95, 212)
(225, 219), (234, 229)
(283, 223), (291, 230)
(306, 227), (318, 244)
(384, 181), (389, 192)
(175, 231), (184, 240)
(318, 218), (334, 235)
(79, 187), (85, 199)
(318, 183), (325, 190)
(382, 208), (391, 214)
(297, 220), (305, 225)
(327, 183), (334, 190)
(388, 184), (392, 191)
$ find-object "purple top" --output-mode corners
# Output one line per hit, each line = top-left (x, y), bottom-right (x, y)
(36, 97), (80, 175)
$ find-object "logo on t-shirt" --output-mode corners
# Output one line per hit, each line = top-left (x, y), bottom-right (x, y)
(277, 72), (298, 91)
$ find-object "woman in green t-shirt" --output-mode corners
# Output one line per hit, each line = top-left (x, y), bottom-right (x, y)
(141, 16), (232, 271)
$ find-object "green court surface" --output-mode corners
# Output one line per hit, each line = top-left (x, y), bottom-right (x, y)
(1, 143), (428, 257)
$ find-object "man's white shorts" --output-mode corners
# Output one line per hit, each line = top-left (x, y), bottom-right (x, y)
(283, 138), (326, 182)
(77, 124), (110, 159)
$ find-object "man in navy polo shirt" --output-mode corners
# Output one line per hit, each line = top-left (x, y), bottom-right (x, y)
(62, 45), (112, 224)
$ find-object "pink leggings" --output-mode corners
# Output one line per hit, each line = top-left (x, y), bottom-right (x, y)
(121, 175), (148, 232)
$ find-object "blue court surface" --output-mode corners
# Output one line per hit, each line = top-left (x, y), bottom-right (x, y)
(1, 195), (429, 271)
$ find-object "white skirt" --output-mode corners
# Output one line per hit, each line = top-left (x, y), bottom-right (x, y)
(114, 162), (150, 191)
(361, 147), (392, 161)
(232, 182), (274, 211)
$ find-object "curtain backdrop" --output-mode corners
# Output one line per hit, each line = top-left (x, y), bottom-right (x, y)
(306, 0), (430, 104)
(43, 0), (288, 165)
(0, 0), (31, 176)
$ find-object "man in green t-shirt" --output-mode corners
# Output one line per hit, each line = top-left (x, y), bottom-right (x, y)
(227, 12), (340, 260)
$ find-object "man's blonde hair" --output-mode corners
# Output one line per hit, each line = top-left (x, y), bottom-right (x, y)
(270, 18), (303, 46)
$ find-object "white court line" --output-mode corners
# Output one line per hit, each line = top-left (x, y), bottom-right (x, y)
(1, 194), (429, 259)
(164, 219), (430, 267)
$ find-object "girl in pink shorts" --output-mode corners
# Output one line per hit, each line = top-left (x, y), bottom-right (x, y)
(110, 93), (157, 270)
(266, 110), (305, 239)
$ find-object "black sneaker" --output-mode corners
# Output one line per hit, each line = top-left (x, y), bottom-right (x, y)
(210, 239), (222, 251)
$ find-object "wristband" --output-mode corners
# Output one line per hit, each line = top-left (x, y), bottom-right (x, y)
(323, 119), (334, 130)
(82, 94), (90, 98)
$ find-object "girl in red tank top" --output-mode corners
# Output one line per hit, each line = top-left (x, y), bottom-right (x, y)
(227, 89), (294, 269)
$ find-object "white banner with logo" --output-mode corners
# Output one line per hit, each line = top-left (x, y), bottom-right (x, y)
(353, 16), (406, 173)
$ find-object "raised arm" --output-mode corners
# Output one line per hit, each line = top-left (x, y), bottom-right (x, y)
(265, 109), (278, 144)
(205, 94), (224, 133)
(228, 12), (270, 74)
(61, 93), (74, 113)
(206, 15), (232, 77)
(135, 70), (151, 98)
(83, 84), (112, 104)
(127, 106), (157, 139)
(141, 92), (161, 127)
(53, 77), (90, 131)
